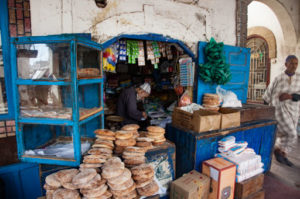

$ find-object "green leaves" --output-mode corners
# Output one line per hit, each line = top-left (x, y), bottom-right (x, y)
(199, 38), (231, 85)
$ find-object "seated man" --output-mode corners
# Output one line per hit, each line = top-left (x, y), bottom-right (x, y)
(117, 83), (151, 125)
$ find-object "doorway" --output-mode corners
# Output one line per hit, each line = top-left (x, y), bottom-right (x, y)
(246, 36), (270, 103)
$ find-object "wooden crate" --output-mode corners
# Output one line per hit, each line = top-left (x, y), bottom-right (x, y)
(244, 189), (265, 199)
(231, 104), (275, 123)
(235, 174), (264, 199)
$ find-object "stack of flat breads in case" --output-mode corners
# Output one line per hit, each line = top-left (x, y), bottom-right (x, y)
(122, 146), (147, 168)
(131, 164), (159, 197)
(146, 126), (166, 146)
(102, 157), (137, 199)
(114, 129), (136, 156)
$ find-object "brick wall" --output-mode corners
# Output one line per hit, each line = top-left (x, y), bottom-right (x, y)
(8, 0), (31, 37)
(236, 0), (253, 47)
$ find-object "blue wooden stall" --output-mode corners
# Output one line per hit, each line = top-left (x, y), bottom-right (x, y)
(166, 120), (277, 178)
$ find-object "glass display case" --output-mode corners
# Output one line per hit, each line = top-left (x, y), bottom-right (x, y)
(11, 34), (104, 166)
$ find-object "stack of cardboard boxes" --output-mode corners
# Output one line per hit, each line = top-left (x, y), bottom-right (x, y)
(170, 158), (264, 199)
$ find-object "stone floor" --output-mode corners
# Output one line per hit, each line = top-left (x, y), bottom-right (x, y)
(264, 137), (300, 198)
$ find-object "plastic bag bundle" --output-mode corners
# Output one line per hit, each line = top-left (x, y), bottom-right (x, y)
(199, 37), (231, 85)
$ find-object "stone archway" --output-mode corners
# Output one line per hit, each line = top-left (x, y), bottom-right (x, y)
(248, 26), (276, 59)
(254, 0), (297, 53)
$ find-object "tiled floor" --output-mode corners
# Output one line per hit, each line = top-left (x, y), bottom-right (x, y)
(264, 137), (300, 198)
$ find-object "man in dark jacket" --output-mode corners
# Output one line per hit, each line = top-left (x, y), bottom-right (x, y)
(117, 83), (151, 125)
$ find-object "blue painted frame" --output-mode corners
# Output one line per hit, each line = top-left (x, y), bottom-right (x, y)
(0, 0), (15, 120)
(101, 33), (196, 61)
(10, 35), (104, 166)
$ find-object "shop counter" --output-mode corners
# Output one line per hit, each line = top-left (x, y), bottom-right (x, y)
(166, 120), (277, 178)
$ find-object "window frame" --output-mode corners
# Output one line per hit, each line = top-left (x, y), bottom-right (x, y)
(0, 0), (15, 120)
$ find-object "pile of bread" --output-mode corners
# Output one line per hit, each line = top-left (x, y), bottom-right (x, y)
(44, 124), (165, 198)
(202, 93), (220, 111)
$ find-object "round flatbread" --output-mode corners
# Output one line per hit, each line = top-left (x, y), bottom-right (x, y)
(136, 141), (152, 147)
(147, 126), (165, 133)
(110, 183), (136, 197)
(80, 163), (102, 168)
(131, 164), (153, 176)
(83, 155), (107, 164)
(81, 191), (112, 199)
(113, 190), (137, 199)
(115, 130), (134, 140)
(108, 178), (134, 191)
(96, 134), (116, 141)
(94, 129), (115, 136)
(136, 137), (154, 142)
(53, 188), (80, 199)
(81, 184), (108, 198)
(107, 168), (132, 185)
(79, 174), (104, 190)
(55, 169), (79, 183)
(88, 147), (113, 155)
(72, 168), (97, 187)
(133, 169), (154, 181)
(43, 183), (57, 191)
(45, 173), (61, 188)
(124, 157), (146, 165)
(61, 181), (78, 190)
(137, 180), (159, 197)
(135, 178), (153, 188)
(124, 146), (146, 153)
(115, 138), (136, 147)
(121, 124), (140, 131)
(92, 144), (114, 150)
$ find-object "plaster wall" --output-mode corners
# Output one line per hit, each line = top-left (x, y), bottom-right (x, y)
(30, 0), (236, 53)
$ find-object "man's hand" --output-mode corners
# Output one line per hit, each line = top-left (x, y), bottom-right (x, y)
(142, 112), (147, 119)
(279, 93), (292, 101)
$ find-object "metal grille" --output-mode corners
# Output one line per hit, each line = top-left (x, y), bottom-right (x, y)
(246, 37), (269, 102)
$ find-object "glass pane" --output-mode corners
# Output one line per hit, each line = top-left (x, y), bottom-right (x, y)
(22, 124), (92, 160)
(19, 85), (73, 119)
(0, 30), (8, 114)
(77, 44), (102, 78)
(16, 43), (71, 80)
(80, 115), (103, 138)
(78, 83), (103, 120)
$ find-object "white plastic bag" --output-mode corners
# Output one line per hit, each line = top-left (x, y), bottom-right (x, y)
(216, 86), (242, 107)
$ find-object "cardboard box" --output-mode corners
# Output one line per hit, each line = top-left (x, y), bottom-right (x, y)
(235, 174), (264, 199)
(192, 109), (221, 133)
(170, 170), (210, 199)
(219, 108), (241, 129)
(202, 158), (236, 199)
(172, 107), (193, 130)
